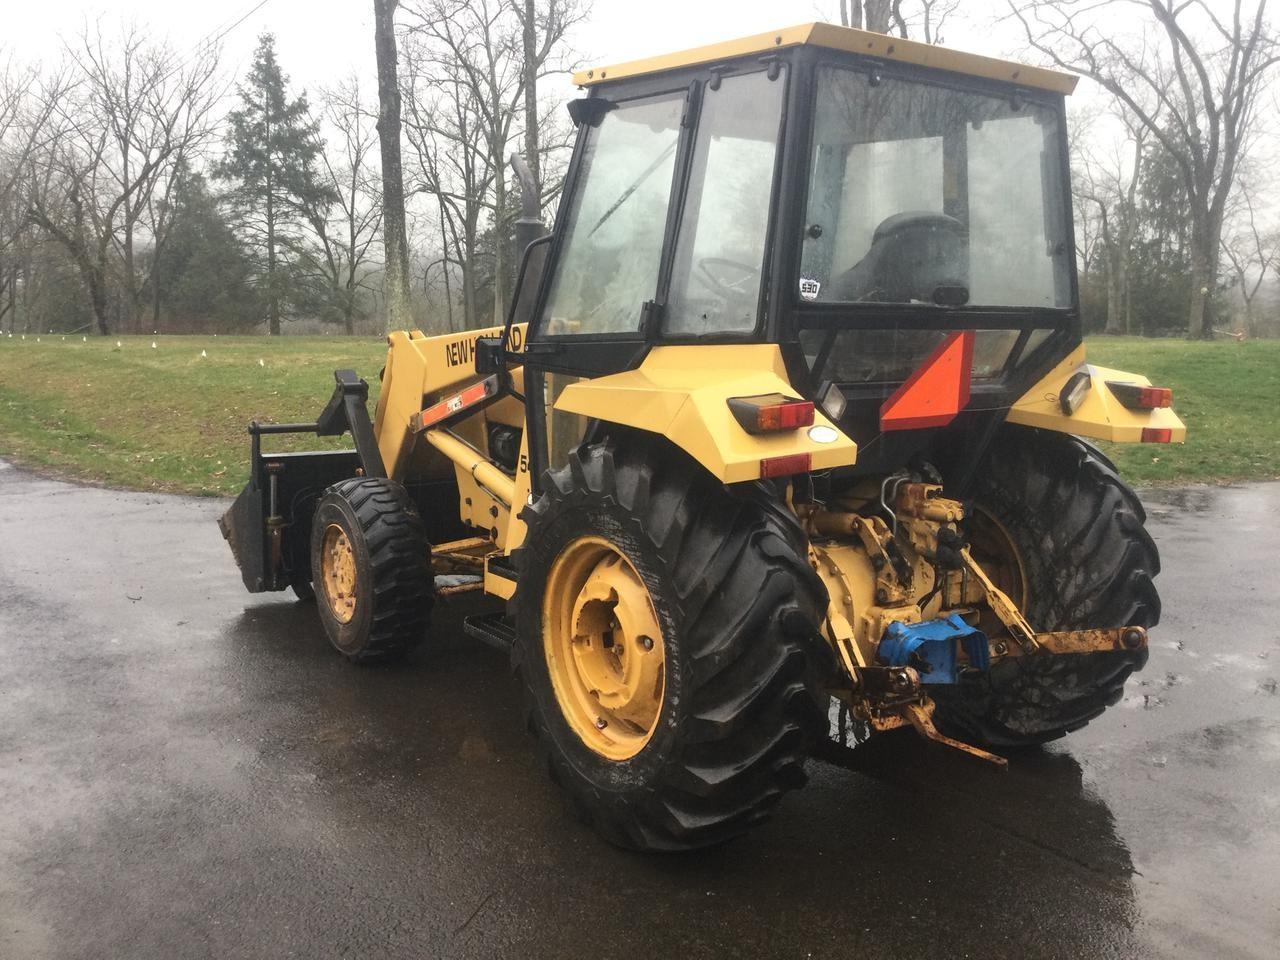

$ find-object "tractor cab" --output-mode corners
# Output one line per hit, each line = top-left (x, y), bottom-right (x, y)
(514, 23), (1086, 486)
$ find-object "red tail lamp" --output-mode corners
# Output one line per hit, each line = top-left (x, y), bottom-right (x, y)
(728, 394), (815, 434)
(1107, 381), (1173, 410)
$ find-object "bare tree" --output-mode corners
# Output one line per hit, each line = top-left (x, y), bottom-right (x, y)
(1074, 110), (1150, 334)
(1008, 0), (1280, 338)
(1, 60), (64, 210)
(1221, 175), (1278, 336)
(404, 0), (524, 327)
(511, 0), (588, 208)
(299, 79), (384, 334)
(402, 0), (584, 328)
(374, 0), (414, 334)
(836, 0), (960, 40)
(402, 42), (493, 330)
(517, 0), (542, 201)
(1, 60), (67, 333)
(26, 26), (221, 334)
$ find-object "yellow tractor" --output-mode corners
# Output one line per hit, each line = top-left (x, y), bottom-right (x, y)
(221, 23), (1185, 851)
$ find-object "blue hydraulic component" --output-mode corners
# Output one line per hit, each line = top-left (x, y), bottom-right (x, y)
(877, 614), (990, 684)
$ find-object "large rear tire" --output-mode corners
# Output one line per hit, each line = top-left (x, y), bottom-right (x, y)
(513, 436), (829, 851)
(310, 477), (433, 664)
(934, 426), (1159, 747)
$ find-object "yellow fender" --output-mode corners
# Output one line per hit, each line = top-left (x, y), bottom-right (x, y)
(1007, 345), (1186, 443)
(554, 344), (858, 484)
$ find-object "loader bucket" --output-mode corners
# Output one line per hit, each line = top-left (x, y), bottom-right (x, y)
(219, 483), (269, 593)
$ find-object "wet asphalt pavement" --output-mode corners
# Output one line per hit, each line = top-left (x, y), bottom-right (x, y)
(0, 461), (1277, 959)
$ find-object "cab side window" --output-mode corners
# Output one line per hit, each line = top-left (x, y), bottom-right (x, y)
(664, 70), (786, 336)
(537, 94), (684, 336)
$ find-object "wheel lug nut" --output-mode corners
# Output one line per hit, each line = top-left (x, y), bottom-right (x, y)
(639, 635), (654, 651)
(595, 717), (608, 729)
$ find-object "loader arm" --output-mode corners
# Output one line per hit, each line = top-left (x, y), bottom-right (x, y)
(375, 325), (526, 480)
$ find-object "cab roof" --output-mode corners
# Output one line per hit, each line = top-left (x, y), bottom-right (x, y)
(572, 21), (1078, 95)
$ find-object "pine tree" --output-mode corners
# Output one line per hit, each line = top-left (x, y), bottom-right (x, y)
(216, 34), (335, 335)
(151, 169), (260, 331)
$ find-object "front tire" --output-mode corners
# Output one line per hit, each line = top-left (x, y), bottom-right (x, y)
(310, 477), (433, 663)
(935, 426), (1159, 746)
(513, 436), (828, 851)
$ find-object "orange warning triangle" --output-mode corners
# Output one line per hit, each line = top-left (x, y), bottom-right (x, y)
(879, 330), (974, 432)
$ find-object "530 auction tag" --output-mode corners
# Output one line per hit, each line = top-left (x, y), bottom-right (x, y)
(799, 278), (821, 301)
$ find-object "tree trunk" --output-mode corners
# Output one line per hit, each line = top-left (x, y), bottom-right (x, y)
(438, 203), (455, 333)
(1200, 219), (1223, 339)
(374, 0), (414, 334)
(121, 145), (138, 333)
(123, 217), (137, 332)
(1123, 270), (1132, 334)
(152, 256), (163, 332)
(88, 265), (110, 335)
(864, 0), (891, 32)
(266, 180), (279, 336)
(1237, 296), (1251, 338)
(151, 226), (167, 333)
(491, 151), (507, 327)
(1104, 254), (1123, 334)
(1185, 208), (1219, 340)
(344, 270), (356, 335)
(2, 264), (14, 333)
(522, 0), (541, 196)
(1186, 248), (1208, 339)
(462, 219), (478, 328)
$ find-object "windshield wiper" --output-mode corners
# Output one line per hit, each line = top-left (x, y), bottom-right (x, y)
(588, 140), (678, 237)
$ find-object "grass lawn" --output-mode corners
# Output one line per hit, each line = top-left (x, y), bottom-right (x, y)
(0, 335), (388, 496)
(0, 332), (1275, 495)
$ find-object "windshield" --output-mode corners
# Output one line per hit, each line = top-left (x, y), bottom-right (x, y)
(800, 66), (1071, 310)
(539, 94), (683, 335)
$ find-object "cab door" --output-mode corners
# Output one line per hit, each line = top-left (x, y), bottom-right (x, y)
(521, 89), (690, 481)
(522, 65), (789, 487)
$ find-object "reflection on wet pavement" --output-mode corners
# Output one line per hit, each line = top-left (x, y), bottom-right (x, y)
(0, 465), (1277, 959)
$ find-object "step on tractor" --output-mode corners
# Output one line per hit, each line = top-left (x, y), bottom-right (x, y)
(221, 23), (1185, 851)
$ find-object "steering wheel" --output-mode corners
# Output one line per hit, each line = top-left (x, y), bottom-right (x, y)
(696, 257), (760, 301)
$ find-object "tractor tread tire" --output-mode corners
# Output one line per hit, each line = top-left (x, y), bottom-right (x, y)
(311, 477), (433, 665)
(935, 426), (1158, 747)
(512, 433), (829, 852)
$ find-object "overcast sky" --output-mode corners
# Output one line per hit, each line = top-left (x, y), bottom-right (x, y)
(7, 0), (1051, 101)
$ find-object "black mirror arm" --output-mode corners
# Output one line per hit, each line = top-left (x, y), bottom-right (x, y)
(502, 233), (553, 356)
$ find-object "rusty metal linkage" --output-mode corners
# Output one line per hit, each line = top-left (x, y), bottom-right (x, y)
(903, 702), (1009, 769)
(1017, 625), (1148, 656)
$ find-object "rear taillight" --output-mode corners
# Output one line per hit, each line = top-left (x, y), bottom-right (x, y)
(1141, 427), (1173, 443)
(728, 394), (815, 433)
(760, 453), (812, 478)
(1107, 381), (1173, 410)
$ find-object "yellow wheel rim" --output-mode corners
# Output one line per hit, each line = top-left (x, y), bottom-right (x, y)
(320, 523), (358, 624)
(543, 536), (666, 761)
